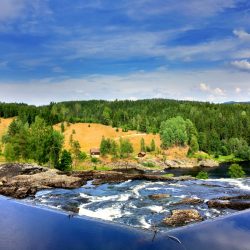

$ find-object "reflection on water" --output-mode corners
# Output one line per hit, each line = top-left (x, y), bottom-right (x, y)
(26, 177), (250, 231)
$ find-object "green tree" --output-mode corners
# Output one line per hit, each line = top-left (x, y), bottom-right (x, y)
(119, 138), (133, 158)
(60, 122), (65, 133)
(160, 116), (188, 148)
(58, 150), (72, 171)
(150, 139), (156, 152)
(228, 164), (245, 178)
(140, 138), (146, 152)
(188, 135), (199, 155)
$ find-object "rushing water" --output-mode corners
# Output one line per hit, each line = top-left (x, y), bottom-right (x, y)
(26, 177), (250, 232)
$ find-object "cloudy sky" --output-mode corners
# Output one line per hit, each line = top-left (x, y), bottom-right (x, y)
(0, 0), (250, 105)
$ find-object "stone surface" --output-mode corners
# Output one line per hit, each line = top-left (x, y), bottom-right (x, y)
(148, 194), (171, 200)
(207, 194), (250, 210)
(171, 197), (203, 206)
(197, 159), (219, 168)
(163, 209), (203, 227)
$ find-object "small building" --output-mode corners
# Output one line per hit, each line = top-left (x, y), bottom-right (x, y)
(138, 152), (146, 158)
(90, 148), (100, 157)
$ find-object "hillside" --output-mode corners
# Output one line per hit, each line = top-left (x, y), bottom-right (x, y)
(0, 118), (14, 142)
(54, 122), (161, 154)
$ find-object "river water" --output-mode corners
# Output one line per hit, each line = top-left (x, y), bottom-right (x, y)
(25, 177), (250, 232)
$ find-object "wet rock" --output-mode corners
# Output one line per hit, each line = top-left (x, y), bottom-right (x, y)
(61, 204), (80, 214)
(148, 194), (171, 200)
(207, 195), (250, 210)
(197, 159), (219, 168)
(163, 209), (203, 227)
(172, 197), (203, 206)
(0, 163), (86, 199)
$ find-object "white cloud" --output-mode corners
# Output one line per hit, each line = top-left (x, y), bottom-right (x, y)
(199, 83), (226, 96)
(0, 68), (249, 105)
(235, 87), (241, 93)
(233, 29), (250, 40)
(231, 60), (250, 70)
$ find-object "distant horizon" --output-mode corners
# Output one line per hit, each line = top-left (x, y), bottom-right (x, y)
(0, 1), (250, 104)
(1, 97), (249, 107)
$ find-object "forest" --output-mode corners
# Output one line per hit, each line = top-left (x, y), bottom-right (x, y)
(0, 99), (250, 164)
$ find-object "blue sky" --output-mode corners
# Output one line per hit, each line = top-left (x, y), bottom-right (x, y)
(0, 0), (250, 104)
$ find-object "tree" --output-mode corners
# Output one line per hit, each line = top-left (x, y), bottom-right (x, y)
(228, 164), (245, 178)
(60, 122), (65, 133)
(58, 150), (72, 171)
(100, 136), (110, 156)
(140, 138), (146, 152)
(150, 139), (156, 152)
(160, 116), (188, 148)
(188, 135), (199, 155)
(119, 138), (133, 158)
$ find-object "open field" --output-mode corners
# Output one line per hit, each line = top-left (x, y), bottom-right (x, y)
(54, 122), (161, 154)
(0, 118), (14, 142)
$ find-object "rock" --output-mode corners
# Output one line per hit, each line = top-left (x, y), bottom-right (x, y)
(163, 209), (203, 227)
(207, 195), (250, 210)
(0, 163), (86, 199)
(172, 197), (203, 206)
(197, 159), (219, 168)
(164, 160), (194, 169)
(148, 194), (171, 200)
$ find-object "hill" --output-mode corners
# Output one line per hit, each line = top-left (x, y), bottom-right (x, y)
(54, 122), (161, 154)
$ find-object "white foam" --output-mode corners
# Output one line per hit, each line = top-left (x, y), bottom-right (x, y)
(169, 183), (186, 187)
(207, 178), (250, 191)
(79, 205), (128, 221)
(139, 217), (151, 229)
(147, 205), (163, 213)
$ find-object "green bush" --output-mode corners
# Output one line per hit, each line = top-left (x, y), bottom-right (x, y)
(228, 164), (245, 178)
(142, 161), (156, 168)
(91, 157), (100, 163)
(196, 171), (209, 179)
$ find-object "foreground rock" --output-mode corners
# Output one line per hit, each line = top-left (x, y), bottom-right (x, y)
(207, 194), (250, 210)
(171, 197), (203, 206)
(163, 209), (203, 227)
(148, 194), (171, 200)
(0, 163), (85, 199)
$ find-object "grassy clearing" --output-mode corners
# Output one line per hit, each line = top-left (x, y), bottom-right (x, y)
(213, 154), (243, 163)
(54, 122), (161, 154)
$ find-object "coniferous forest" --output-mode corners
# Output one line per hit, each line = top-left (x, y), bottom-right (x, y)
(0, 99), (250, 161)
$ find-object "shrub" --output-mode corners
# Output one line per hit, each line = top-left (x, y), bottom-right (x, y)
(196, 171), (209, 179)
(142, 161), (156, 168)
(228, 164), (245, 178)
(91, 157), (100, 163)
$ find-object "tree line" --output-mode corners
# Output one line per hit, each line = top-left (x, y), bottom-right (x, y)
(1, 99), (250, 159)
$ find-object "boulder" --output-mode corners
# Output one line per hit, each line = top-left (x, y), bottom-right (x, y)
(163, 209), (203, 227)
(172, 197), (203, 206)
(207, 195), (250, 210)
(148, 194), (171, 200)
(197, 159), (219, 168)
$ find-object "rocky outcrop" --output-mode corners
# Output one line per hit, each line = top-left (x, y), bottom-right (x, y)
(171, 197), (203, 206)
(207, 194), (250, 210)
(163, 209), (203, 227)
(0, 163), (85, 199)
(148, 194), (171, 200)
(164, 159), (194, 168)
(197, 159), (219, 168)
